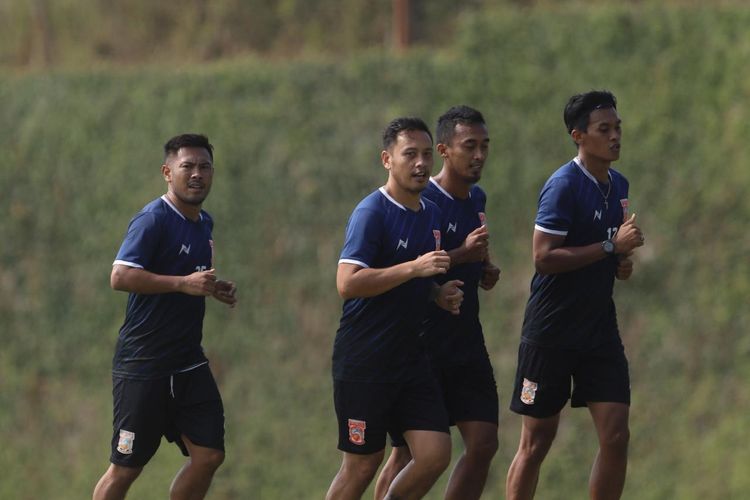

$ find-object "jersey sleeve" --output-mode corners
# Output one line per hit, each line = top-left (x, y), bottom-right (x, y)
(535, 177), (574, 236)
(113, 212), (161, 269)
(338, 207), (383, 268)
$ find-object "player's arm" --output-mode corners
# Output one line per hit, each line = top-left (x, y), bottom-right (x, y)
(534, 214), (644, 275)
(111, 264), (218, 296)
(336, 250), (450, 299)
(447, 225), (489, 266)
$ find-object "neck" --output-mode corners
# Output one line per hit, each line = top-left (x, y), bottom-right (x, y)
(384, 180), (422, 211)
(577, 153), (610, 183)
(433, 167), (471, 199)
(165, 191), (202, 221)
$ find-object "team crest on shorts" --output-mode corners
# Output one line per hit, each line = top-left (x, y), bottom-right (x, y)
(433, 230), (441, 250)
(520, 378), (538, 405)
(117, 429), (135, 454)
(478, 212), (486, 226)
(348, 419), (366, 445)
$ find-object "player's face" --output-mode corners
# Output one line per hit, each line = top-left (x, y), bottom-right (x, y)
(577, 107), (621, 163)
(383, 130), (434, 194)
(440, 122), (489, 183)
(163, 146), (214, 206)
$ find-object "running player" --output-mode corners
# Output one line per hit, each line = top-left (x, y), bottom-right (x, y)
(93, 134), (237, 500)
(375, 105), (500, 500)
(505, 91), (644, 500)
(326, 117), (464, 500)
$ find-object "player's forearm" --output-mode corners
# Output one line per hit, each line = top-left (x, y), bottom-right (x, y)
(534, 243), (609, 275)
(337, 262), (416, 299)
(111, 265), (183, 294)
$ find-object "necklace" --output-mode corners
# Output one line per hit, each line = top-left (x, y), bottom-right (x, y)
(594, 179), (611, 210)
(575, 156), (611, 209)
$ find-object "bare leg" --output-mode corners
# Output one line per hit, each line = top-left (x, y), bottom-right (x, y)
(169, 435), (225, 500)
(444, 420), (498, 500)
(326, 450), (385, 500)
(93, 464), (143, 500)
(506, 414), (560, 500)
(588, 402), (629, 500)
(385, 430), (451, 499)
(374, 446), (412, 500)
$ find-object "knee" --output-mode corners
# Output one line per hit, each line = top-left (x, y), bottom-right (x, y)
(601, 426), (630, 453)
(344, 457), (382, 484)
(422, 443), (452, 477)
(519, 427), (556, 462)
(193, 448), (225, 472)
(466, 434), (499, 463)
(107, 464), (143, 486)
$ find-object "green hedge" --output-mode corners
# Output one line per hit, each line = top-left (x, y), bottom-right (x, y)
(1, 3), (748, 498)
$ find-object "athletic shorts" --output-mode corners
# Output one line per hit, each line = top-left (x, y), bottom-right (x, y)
(333, 368), (449, 455)
(390, 353), (498, 447)
(509, 340), (630, 418)
(109, 363), (225, 468)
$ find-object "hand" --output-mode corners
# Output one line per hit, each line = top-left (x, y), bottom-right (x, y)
(616, 253), (634, 280)
(412, 250), (451, 278)
(460, 225), (490, 263)
(179, 268), (217, 296)
(479, 261), (501, 290)
(213, 279), (238, 307)
(613, 214), (645, 254)
(435, 279), (464, 315)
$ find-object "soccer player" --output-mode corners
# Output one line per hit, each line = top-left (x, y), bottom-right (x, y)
(93, 134), (237, 500)
(505, 90), (645, 500)
(374, 106), (500, 500)
(326, 117), (465, 500)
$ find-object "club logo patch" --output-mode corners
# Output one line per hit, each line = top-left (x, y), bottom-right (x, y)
(520, 378), (538, 405)
(620, 199), (629, 220)
(348, 419), (366, 445)
(478, 212), (486, 226)
(117, 429), (135, 455)
(433, 230), (441, 250)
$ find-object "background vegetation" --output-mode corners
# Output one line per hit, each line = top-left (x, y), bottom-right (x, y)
(1, 1), (749, 498)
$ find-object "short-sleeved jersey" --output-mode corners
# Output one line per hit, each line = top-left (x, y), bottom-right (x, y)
(333, 187), (443, 383)
(522, 158), (630, 350)
(420, 178), (489, 365)
(112, 195), (213, 380)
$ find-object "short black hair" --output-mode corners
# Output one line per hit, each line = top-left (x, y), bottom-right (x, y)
(382, 117), (433, 150)
(163, 133), (214, 161)
(436, 105), (486, 145)
(563, 90), (617, 134)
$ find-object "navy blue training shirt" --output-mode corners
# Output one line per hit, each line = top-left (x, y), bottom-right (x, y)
(421, 178), (490, 365)
(333, 187), (443, 383)
(112, 195), (213, 379)
(521, 158), (630, 349)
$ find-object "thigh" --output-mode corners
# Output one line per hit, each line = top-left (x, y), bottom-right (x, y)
(394, 366), (450, 437)
(170, 364), (225, 455)
(509, 342), (574, 418)
(110, 376), (169, 467)
(441, 354), (499, 425)
(571, 340), (630, 408)
(333, 379), (393, 455)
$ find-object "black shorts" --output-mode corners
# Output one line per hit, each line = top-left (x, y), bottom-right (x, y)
(509, 340), (630, 418)
(333, 368), (449, 455)
(109, 363), (225, 468)
(390, 353), (498, 447)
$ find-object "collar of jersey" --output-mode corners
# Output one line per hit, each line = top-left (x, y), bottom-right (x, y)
(378, 186), (425, 211)
(573, 157), (612, 186)
(161, 195), (204, 221)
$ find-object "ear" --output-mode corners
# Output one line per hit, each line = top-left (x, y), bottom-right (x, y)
(570, 128), (584, 147)
(161, 164), (171, 182)
(381, 150), (391, 170)
(436, 143), (448, 158)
